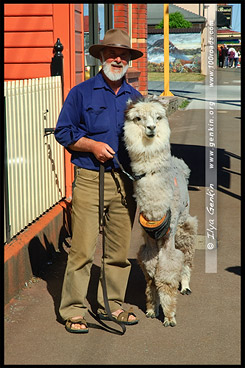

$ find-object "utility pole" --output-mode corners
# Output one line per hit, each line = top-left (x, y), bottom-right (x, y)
(160, 4), (174, 96)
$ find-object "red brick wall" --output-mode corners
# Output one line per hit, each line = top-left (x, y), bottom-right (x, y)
(74, 4), (85, 85)
(114, 4), (128, 32)
(114, 4), (148, 95)
(131, 4), (148, 95)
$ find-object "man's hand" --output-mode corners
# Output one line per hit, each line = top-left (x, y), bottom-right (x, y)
(91, 141), (115, 163)
(68, 137), (115, 164)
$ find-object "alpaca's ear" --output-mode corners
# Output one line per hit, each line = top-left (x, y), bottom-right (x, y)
(150, 94), (159, 102)
(148, 95), (169, 110)
(158, 97), (170, 109)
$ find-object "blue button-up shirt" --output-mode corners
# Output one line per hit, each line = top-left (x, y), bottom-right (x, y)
(54, 71), (142, 171)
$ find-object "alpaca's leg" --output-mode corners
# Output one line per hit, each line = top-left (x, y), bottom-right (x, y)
(175, 216), (198, 295)
(145, 278), (160, 318)
(156, 282), (178, 327)
(137, 261), (160, 318)
(156, 244), (184, 327)
(137, 237), (160, 318)
(180, 264), (192, 294)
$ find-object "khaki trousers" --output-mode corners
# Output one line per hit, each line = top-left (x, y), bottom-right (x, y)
(59, 167), (136, 321)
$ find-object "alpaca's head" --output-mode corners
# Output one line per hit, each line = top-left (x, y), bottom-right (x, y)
(124, 96), (171, 158)
(125, 96), (169, 139)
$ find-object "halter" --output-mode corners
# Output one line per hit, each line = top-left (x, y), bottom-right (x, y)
(139, 208), (171, 240)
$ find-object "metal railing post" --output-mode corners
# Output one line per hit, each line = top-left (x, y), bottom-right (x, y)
(51, 38), (64, 102)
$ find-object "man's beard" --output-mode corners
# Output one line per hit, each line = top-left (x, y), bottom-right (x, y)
(102, 57), (129, 82)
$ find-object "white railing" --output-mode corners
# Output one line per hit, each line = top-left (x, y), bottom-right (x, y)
(4, 76), (65, 242)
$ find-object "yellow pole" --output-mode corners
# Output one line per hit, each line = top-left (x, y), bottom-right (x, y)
(160, 4), (174, 96)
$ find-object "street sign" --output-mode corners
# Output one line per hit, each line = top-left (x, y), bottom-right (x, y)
(217, 5), (232, 28)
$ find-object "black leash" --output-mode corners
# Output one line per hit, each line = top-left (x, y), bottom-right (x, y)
(99, 164), (126, 335)
(113, 154), (146, 181)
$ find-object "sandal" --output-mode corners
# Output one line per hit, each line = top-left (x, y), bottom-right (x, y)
(65, 317), (89, 334)
(98, 309), (139, 325)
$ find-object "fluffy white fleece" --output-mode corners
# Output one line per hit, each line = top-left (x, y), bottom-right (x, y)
(123, 95), (198, 327)
(124, 96), (190, 224)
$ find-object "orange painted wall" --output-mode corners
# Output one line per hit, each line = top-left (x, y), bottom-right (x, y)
(4, 4), (54, 80)
(4, 4), (80, 95)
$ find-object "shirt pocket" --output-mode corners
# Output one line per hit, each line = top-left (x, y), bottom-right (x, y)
(85, 105), (110, 135)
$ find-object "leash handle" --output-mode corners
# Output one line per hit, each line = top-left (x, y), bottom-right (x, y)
(99, 164), (126, 335)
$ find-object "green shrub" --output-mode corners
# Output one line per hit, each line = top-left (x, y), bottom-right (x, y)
(156, 12), (192, 29)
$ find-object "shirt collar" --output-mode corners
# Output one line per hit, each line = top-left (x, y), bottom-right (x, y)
(94, 71), (131, 95)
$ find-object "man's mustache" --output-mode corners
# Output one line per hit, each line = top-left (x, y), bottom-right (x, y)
(111, 62), (123, 67)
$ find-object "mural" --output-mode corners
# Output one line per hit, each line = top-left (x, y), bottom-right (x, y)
(148, 33), (201, 73)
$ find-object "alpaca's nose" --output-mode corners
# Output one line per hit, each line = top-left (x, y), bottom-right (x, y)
(146, 124), (156, 137)
(147, 124), (156, 131)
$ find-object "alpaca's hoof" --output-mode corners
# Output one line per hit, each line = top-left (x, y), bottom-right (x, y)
(163, 316), (176, 327)
(146, 309), (158, 318)
(180, 287), (192, 295)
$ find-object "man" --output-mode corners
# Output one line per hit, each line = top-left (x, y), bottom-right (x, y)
(218, 46), (223, 68)
(222, 44), (228, 68)
(54, 29), (143, 333)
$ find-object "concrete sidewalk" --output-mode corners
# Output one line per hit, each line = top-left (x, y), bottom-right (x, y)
(4, 69), (241, 365)
(149, 67), (241, 111)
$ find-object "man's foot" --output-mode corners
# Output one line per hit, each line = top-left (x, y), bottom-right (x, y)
(65, 316), (89, 333)
(98, 308), (139, 325)
(70, 316), (87, 330)
(112, 309), (137, 323)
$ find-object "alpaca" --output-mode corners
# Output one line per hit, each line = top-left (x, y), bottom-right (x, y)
(124, 95), (198, 327)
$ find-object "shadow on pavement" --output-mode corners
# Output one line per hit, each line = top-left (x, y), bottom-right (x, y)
(171, 143), (241, 200)
(28, 224), (241, 330)
(31, 244), (148, 325)
(125, 259), (146, 312)
(86, 259), (147, 315)
(225, 266), (241, 276)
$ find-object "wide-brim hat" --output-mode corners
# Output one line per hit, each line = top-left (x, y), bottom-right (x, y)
(89, 28), (143, 61)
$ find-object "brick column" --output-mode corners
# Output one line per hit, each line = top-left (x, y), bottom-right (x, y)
(114, 4), (128, 32)
(114, 4), (148, 95)
(131, 4), (148, 95)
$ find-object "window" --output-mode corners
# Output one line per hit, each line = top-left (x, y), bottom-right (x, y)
(83, 4), (113, 79)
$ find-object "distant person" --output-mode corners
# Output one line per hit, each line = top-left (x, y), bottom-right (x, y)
(218, 46), (223, 68)
(222, 45), (229, 68)
(228, 47), (235, 68)
(234, 49), (239, 68)
(238, 50), (241, 66)
(220, 45), (227, 68)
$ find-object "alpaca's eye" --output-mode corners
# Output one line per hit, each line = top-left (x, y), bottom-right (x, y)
(156, 116), (162, 120)
(134, 116), (141, 122)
